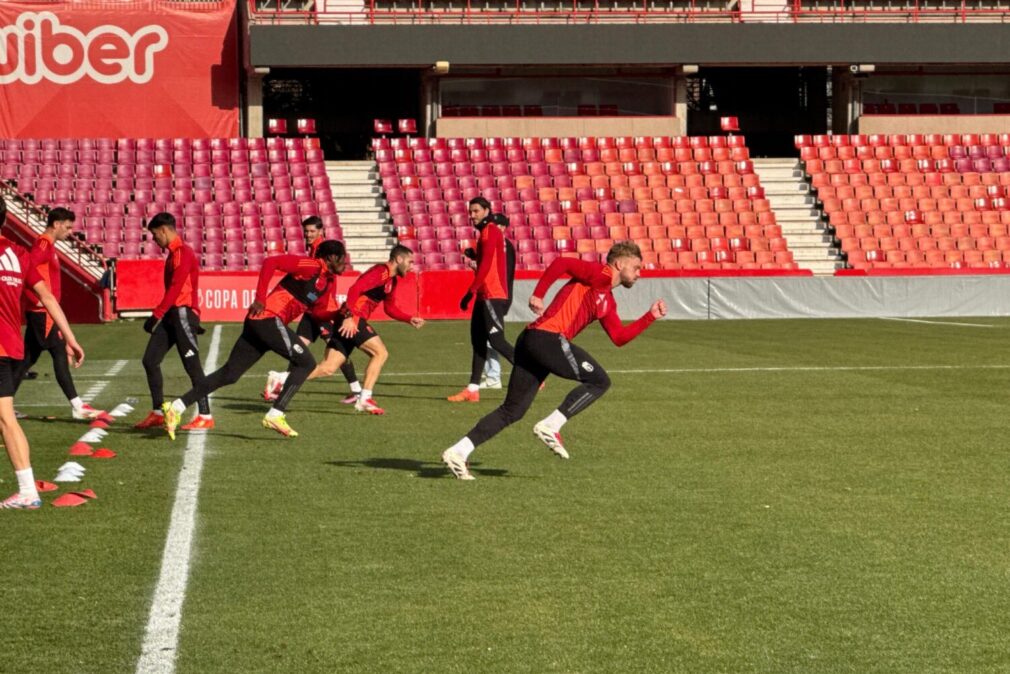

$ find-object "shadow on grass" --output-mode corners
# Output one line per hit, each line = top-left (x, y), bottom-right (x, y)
(326, 457), (510, 479)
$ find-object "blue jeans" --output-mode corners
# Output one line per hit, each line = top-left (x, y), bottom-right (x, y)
(483, 344), (501, 380)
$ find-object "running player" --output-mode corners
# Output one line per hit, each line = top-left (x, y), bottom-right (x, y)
(447, 201), (516, 403)
(0, 199), (86, 509)
(441, 241), (666, 480)
(162, 240), (347, 439)
(134, 213), (213, 432)
(263, 216), (362, 404)
(303, 244), (424, 415)
(12, 207), (101, 419)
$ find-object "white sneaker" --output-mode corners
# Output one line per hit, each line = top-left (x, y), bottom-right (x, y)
(442, 448), (475, 480)
(533, 422), (570, 459)
(263, 371), (279, 401)
(354, 397), (385, 415)
(72, 402), (103, 420)
(479, 378), (502, 390)
(1, 492), (42, 509)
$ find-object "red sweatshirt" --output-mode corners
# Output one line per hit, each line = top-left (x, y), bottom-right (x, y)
(529, 258), (655, 346)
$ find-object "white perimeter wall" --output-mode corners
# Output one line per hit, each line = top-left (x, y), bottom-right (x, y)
(505, 276), (1010, 321)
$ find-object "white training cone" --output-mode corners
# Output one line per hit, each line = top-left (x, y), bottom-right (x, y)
(109, 403), (135, 418)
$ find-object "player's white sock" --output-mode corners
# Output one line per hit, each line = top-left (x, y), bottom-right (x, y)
(266, 407), (284, 420)
(448, 437), (475, 461)
(349, 381), (362, 394)
(170, 399), (186, 415)
(466, 384), (479, 392)
(70, 397), (84, 410)
(360, 389), (373, 401)
(277, 371), (290, 384)
(541, 410), (568, 432)
(15, 467), (38, 498)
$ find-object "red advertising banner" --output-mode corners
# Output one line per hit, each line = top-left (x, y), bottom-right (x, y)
(115, 261), (422, 322)
(0, 0), (239, 137)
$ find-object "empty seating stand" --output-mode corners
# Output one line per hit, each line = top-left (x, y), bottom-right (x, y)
(797, 133), (1010, 271)
(376, 135), (797, 272)
(0, 138), (342, 271)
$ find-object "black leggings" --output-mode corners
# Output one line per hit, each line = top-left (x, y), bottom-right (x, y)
(469, 298), (515, 386)
(142, 307), (210, 415)
(181, 317), (315, 412)
(13, 312), (78, 400)
(465, 328), (611, 447)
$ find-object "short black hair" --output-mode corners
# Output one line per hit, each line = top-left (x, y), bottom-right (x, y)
(468, 197), (491, 211)
(301, 216), (323, 229)
(46, 207), (75, 228)
(389, 244), (413, 261)
(314, 239), (346, 259)
(147, 212), (176, 231)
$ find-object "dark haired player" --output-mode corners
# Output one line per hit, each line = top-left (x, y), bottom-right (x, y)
(163, 240), (347, 439)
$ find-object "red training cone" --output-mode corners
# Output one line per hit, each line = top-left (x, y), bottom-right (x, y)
(35, 480), (58, 493)
(69, 442), (94, 457)
(52, 493), (88, 508)
(91, 448), (117, 459)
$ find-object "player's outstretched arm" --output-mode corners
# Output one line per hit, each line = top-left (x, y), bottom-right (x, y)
(33, 280), (84, 367)
(599, 297), (663, 347)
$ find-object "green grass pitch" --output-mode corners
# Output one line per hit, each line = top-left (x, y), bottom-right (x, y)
(2, 317), (1010, 673)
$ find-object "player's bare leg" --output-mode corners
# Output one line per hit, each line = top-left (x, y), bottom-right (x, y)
(307, 347), (348, 381)
(0, 396), (40, 509)
(354, 336), (387, 415)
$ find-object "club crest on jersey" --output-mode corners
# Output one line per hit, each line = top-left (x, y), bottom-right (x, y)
(0, 248), (22, 287)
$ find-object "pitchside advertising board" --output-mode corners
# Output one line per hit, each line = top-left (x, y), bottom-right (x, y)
(0, 1), (239, 137)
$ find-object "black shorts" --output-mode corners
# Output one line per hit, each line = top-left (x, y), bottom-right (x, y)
(296, 313), (324, 342)
(327, 317), (378, 357)
(26, 311), (63, 349)
(0, 357), (17, 397)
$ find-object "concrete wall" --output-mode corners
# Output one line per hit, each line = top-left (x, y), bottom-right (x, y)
(435, 116), (683, 138)
(504, 275), (1010, 322)
(859, 115), (1010, 135)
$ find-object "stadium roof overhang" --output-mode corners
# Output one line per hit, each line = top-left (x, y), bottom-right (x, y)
(248, 24), (1010, 68)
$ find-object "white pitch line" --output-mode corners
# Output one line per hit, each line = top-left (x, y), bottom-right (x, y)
(80, 359), (129, 403)
(241, 363), (1010, 378)
(879, 317), (996, 328)
(136, 325), (222, 674)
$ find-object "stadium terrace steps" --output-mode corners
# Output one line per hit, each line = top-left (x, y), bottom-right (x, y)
(752, 158), (844, 275)
(326, 160), (396, 266)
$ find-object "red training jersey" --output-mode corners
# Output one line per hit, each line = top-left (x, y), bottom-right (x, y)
(23, 232), (60, 313)
(338, 263), (412, 323)
(307, 237), (322, 256)
(468, 222), (509, 301)
(255, 254), (332, 325)
(529, 258), (655, 346)
(154, 237), (200, 319)
(0, 236), (42, 360)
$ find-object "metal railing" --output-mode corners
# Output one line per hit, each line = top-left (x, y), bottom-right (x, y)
(247, 0), (1010, 24)
(0, 184), (108, 283)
